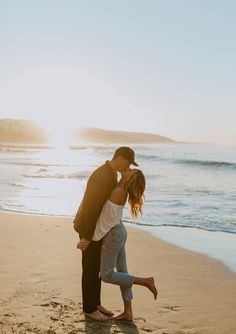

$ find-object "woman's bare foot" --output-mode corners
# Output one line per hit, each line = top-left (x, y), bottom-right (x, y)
(112, 312), (133, 321)
(97, 305), (113, 316)
(84, 310), (109, 321)
(145, 277), (158, 299)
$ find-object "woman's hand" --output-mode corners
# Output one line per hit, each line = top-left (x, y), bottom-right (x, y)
(77, 238), (90, 251)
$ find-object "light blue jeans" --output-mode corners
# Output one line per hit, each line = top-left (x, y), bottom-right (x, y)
(100, 223), (135, 301)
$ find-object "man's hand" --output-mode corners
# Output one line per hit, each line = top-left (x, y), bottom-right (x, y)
(77, 238), (90, 251)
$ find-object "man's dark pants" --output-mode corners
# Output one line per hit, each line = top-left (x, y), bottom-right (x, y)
(81, 239), (103, 313)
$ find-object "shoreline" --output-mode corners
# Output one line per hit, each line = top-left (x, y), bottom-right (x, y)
(135, 224), (236, 274)
(1, 208), (236, 274)
(0, 210), (236, 333)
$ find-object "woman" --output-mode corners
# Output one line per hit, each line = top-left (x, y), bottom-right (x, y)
(92, 168), (157, 321)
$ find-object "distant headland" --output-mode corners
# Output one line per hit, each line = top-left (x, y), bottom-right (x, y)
(0, 119), (48, 143)
(0, 119), (175, 144)
(74, 127), (175, 144)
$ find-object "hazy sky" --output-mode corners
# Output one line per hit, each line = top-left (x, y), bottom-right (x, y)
(1, 0), (236, 144)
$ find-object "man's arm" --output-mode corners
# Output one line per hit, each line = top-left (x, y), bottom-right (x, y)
(77, 175), (106, 251)
(81, 173), (108, 241)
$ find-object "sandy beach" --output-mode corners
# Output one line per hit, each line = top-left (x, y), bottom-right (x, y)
(0, 210), (236, 334)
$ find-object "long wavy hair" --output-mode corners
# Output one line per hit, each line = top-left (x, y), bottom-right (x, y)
(125, 170), (146, 221)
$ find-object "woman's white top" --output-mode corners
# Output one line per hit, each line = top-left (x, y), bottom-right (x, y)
(92, 200), (125, 241)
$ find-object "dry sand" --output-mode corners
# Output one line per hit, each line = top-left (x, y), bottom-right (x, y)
(0, 210), (236, 334)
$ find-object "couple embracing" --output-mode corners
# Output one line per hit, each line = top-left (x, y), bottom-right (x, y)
(73, 147), (157, 322)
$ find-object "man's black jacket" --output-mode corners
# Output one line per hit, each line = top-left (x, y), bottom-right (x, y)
(73, 161), (118, 240)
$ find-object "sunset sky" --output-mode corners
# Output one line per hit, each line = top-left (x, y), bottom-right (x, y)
(1, 1), (236, 144)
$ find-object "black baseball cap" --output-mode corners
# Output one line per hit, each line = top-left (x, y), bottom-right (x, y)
(113, 147), (138, 166)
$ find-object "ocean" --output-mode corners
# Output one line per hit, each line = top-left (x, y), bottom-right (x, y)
(1, 142), (236, 271)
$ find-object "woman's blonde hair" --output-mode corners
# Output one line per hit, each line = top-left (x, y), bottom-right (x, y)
(125, 169), (146, 221)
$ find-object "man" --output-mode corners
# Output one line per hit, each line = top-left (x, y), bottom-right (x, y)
(73, 147), (138, 321)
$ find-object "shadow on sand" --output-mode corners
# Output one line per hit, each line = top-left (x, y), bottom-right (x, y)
(84, 317), (139, 334)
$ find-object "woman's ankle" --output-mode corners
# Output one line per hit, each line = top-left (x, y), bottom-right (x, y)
(133, 277), (148, 286)
(124, 301), (133, 316)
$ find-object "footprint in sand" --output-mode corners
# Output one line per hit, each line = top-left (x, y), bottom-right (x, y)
(1, 294), (159, 334)
(159, 304), (181, 313)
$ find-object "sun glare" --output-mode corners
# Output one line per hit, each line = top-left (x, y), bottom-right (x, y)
(35, 118), (76, 148)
